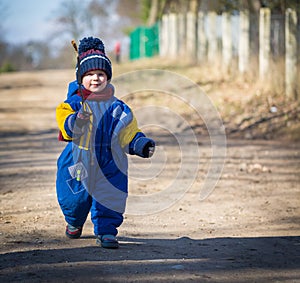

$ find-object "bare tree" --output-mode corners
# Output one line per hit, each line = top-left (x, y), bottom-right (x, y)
(189, 0), (199, 13)
(116, 0), (142, 25)
(147, 0), (159, 25)
(86, 0), (111, 35)
(51, 0), (113, 43)
(54, 0), (86, 41)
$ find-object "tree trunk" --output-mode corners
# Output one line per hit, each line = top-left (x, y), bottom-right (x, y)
(148, 0), (159, 26)
(189, 0), (198, 13)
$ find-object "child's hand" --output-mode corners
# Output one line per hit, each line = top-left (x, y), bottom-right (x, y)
(76, 110), (91, 128)
(133, 137), (155, 158)
(142, 140), (155, 158)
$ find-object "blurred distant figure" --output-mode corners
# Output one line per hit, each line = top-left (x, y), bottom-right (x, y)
(114, 41), (121, 63)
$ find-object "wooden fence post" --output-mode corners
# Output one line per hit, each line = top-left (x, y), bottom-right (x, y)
(197, 11), (207, 62)
(259, 8), (271, 80)
(222, 12), (232, 73)
(285, 8), (298, 99)
(238, 9), (250, 74)
(160, 14), (169, 57)
(186, 11), (197, 61)
(169, 13), (178, 57)
(178, 13), (186, 56)
(207, 11), (218, 62)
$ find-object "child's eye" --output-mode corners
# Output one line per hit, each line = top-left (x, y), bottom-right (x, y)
(86, 72), (105, 77)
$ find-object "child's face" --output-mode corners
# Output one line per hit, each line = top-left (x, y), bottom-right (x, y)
(82, 70), (108, 93)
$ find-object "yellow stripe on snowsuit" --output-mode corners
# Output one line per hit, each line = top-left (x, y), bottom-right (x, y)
(78, 103), (93, 150)
(119, 116), (141, 148)
(56, 102), (75, 141)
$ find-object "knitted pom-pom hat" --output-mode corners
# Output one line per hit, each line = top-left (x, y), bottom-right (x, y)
(76, 37), (112, 81)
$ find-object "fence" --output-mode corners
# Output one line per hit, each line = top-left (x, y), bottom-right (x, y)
(159, 8), (299, 99)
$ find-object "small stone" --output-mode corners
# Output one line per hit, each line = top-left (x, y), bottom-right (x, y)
(239, 163), (247, 171)
(248, 163), (263, 173)
(262, 166), (271, 173)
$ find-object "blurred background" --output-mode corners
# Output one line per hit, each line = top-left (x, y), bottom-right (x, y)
(0, 0), (143, 70)
(0, 1), (299, 74)
(0, 0), (299, 136)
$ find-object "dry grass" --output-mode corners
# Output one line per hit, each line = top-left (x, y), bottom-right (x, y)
(0, 57), (299, 140)
(120, 57), (300, 141)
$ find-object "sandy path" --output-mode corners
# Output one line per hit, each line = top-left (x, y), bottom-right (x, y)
(0, 69), (299, 282)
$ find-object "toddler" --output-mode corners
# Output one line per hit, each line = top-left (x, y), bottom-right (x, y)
(56, 37), (155, 248)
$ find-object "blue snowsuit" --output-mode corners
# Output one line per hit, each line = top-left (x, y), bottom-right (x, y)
(56, 81), (153, 236)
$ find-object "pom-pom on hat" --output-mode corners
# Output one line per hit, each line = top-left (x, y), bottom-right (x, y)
(76, 37), (112, 81)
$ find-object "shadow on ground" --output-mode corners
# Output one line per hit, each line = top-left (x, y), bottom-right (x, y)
(1, 236), (299, 282)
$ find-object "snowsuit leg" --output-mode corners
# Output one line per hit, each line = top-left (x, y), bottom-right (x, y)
(91, 200), (124, 236)
(89, 165), (128, 236)
(56, 144), (92, 227)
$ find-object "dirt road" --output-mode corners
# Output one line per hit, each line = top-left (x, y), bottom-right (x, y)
(0, 68), (299, 282)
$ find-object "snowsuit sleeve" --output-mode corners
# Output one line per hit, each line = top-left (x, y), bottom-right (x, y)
(118, 112), (155, 158)
(56, 95), (82, 141)
(118, 115), (141, 148)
